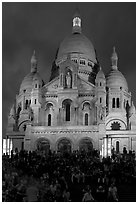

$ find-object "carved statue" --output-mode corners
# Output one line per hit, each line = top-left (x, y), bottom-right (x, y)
(99, 106), (105, 121)
(66, 71), (71, 88)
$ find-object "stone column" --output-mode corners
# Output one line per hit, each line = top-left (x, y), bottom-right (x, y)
(129, 137), (132, 151)
(50, 140), (56, 152)
(104, 136), (108, 158)
(71, 106), (75, 125)
(76, 107), (79, 125)
(95, 106), (97, 124)
(58, 108), (61, 126)
(8, 138), (11, 155)
(6, 137), (8, 154)
(60, 107), (64, 124)
(74, 107), (78, 125)
(108, 137), (112, 157)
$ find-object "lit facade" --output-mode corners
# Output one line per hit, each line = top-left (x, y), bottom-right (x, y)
(5, 13), (136, 157)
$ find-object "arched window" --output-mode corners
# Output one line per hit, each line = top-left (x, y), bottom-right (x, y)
(112, 98), (115, 108)
(23, 124), (26, 131)
(35, 84), (37, 88)
(25, 100), (28, 109)
(116, 98), (120, 108)
(100, 82), (102, 86)
(48, 114), (51, 126)
(66, 103), (70, 121)
(85, 113), (88, 125)
(17, 106), (21, 118)
(100, 97), (102, 103)
(116, 141), (119, 153)
(62, 99), (72, 122)
(80, 60), (85, 65)
(72, 59), (77, 63)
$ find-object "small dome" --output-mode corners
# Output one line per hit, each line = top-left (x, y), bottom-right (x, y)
(57, 33), (97, 63)
(106, 69), (128, 91)
(20, 72), (44, 93)
(96, 68), (105, 79)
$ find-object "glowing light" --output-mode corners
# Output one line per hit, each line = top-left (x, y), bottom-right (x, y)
(73, 17), (81, 27)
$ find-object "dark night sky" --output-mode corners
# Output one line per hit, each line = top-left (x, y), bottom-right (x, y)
(2, 2), (136, 137)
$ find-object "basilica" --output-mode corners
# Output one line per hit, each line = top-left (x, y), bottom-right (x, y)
(5, 12), (136, 157)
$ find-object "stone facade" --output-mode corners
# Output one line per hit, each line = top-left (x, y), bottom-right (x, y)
(5, 12), (136, 157)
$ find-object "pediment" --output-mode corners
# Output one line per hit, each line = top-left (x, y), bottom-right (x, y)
(42, 75), (95, 93)
(77, 77), (95, 91)
(43, 77), (59, 92)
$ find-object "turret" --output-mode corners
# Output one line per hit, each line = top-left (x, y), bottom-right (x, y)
(31, 50), (37, 73)
(111, 46), (118, 70)
(96, 67), (106, 106)
(95, 67), (106, 123)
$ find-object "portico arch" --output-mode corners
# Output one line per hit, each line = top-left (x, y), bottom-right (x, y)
(78, 137), (93, 152)
(35, 138), (50, 154)
(56, 137), (72, 153)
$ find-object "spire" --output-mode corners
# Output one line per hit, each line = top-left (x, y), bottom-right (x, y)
(31, 50), (37, 73)
(72, 8), (81, 34)
(111, 46), (118, 70)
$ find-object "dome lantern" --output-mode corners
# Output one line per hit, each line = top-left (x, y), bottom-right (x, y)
(111, 46), (118, 70)
(72, 9), (81, 34)
(31, 50), (37, 73)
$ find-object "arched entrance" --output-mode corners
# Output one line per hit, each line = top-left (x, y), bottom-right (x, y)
(57, 138), (72, 154)
(79, 138), (93, 152)
(62, 99), (72, 122)
(37, 138), (50, 154)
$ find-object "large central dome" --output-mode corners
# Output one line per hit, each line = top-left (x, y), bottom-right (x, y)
(57, 32), (97, 63)
(49, 11), (99, 83)
(56, 12), (97, 65)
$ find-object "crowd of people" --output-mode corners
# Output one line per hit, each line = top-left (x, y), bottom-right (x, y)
(2, 148), (136, 202)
